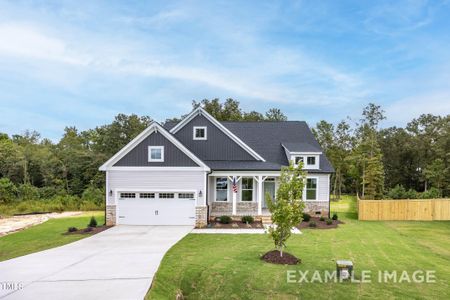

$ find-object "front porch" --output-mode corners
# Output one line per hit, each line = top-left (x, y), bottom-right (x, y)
(207, 172), (280, 219)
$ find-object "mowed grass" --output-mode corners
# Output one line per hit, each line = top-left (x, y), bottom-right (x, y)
(0, 211), (104, 262)
(148, 197), (450, 299)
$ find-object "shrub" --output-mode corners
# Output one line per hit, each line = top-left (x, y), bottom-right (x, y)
(39, 186), (66, 199)
(405, 189), (418, 199)
(241, 215), (254, 224)
(308, 221), (317, 228)
(326, 219), (333, 225)
(88, 216), (98, 228)
(332, 213), (338, 220)
(319, 216), (325, 222)
(67, 227), (78, 232)
(83, 227), (93, 232)
(82, 186), (104, 206)
(420, 187), (440, 199)
(387, 184), (407, 199)
(302, 213), (311, 222)
(50, 195), (80, 211)
(17, 183), (40, 201)
(0, 178), (17, 204)
(219, 215), (232, 224)
(79, 200), (103, 211)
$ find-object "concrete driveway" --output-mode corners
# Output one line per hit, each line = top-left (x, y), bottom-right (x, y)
(0, 226), (192, 300)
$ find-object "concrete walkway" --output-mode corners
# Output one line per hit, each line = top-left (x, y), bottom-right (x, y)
(0, 225), (192, 300)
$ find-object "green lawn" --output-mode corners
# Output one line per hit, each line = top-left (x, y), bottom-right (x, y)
(148, 197), (450, 299)
(0, 211), (104, 262)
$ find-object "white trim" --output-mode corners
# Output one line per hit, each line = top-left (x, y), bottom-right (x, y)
(304, 176), (319, 201)
(169, 107), (265, 161)
(106, 166), (208, 171)
(287, 151), (323, 155)
(240, 177), (254, 202)
(99, 122), (210, 171)
(148, 146), (164, 162)
(214, 177), (229, 202)
(105, 171), (110, 205)
(211, 171), (281, 177)
(193, 126), (207, 140)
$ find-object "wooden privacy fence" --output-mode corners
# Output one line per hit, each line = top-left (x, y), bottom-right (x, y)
(358, 198), (450, 221)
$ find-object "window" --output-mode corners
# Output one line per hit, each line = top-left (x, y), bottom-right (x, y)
(148, 146), (164, 162)
(120, 193), (136, 199)
(307, 156), (316, 165)
(241, 177), (253, 201)
(215, 177), (228, 201)
(193, 126), (207, 140)
(140, 193), (155, 198)
(159, 193), (174, 198)
(178, 193), (195, 199)
(294, 156), (304, 165)
(306, 178), (317, 200)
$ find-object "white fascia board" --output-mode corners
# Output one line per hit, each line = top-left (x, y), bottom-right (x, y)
(99, 122), (210, 171)
(280, 144), (322, 155)
(107, 167), (209, 171)
(289, 152), (323, 155)
(210, 171), (281, 177)
(170, 107), (266, 162)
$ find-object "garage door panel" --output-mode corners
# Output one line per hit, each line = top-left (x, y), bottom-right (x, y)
(117, 194), (196, 225)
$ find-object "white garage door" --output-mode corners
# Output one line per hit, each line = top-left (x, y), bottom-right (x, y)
(117, 191), (196, 225)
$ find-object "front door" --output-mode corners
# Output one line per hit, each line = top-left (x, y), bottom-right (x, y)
(263, 180), (276, 208)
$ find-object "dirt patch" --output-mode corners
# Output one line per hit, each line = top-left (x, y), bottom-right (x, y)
(297, 217), (344, 230)
(0, 212), (83, 236)
(64, 226), (112, 235)
(207, 221), (263, 229)
(261, 250), (300, 265)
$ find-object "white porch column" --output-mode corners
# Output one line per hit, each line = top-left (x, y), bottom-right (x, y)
(257, 175), (263, 215)
(229, 176), (238, 216)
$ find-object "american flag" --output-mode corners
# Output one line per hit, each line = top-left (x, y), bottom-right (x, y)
(232, 177), (238, 193)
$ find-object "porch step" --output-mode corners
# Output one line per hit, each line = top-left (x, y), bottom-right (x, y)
(260, 215), (272, 225)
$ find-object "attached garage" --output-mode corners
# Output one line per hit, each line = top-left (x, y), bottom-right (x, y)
(117, 191), (196, 225)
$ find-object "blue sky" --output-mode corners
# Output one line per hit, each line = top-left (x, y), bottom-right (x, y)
(0, 0), (449, 140)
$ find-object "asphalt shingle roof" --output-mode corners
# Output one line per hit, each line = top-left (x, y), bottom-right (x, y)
(163, 121), (334, 173)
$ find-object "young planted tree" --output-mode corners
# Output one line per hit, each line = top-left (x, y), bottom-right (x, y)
(266, 162), (305, 257)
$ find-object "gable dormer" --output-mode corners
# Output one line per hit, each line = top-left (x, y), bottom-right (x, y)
(282, 143), (322, 170)
(170, 108), (265, 161)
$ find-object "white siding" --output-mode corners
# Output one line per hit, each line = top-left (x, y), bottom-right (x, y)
(305, 173), (330, 202)
(108, 170), (206, 206)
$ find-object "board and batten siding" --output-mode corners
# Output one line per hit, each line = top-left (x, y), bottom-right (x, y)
(114, 131), (199, 167)
(107, 170), (207, 206)
(174, 114), (256, 161)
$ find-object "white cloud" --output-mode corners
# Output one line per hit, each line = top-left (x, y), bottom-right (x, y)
(385, 91), (450, 126)
(0, 22), (367, 106)
(0, 23), (88, 65)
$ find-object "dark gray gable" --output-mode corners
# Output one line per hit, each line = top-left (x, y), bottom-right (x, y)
(114, 131), (199, 167)
(173, 114), (256, 161)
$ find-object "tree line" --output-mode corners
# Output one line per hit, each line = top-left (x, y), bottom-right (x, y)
(0, 99), (448, 209)
(313, 104), (449, 199)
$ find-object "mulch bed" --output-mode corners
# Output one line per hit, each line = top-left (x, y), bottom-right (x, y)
(206, 220), (263, 229)
(64, 225), (112, 235)
(297, 217), (343, 229)
(261, 250), (300, 265)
